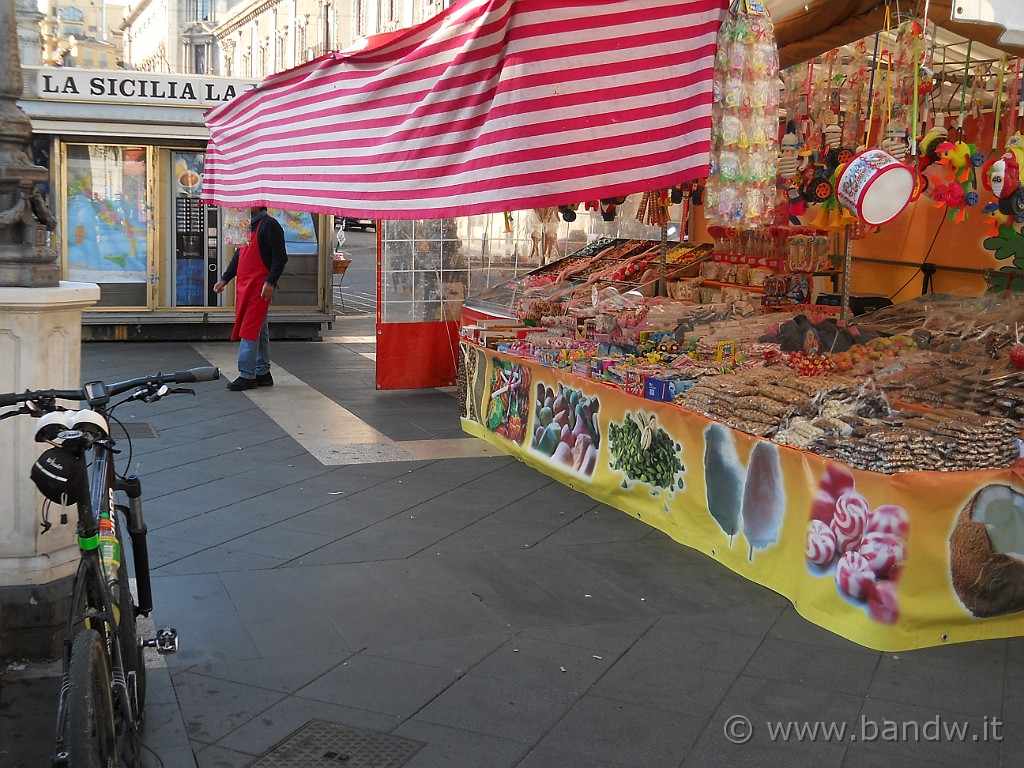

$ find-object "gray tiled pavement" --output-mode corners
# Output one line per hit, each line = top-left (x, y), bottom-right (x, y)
(2, 314), (1021, 767)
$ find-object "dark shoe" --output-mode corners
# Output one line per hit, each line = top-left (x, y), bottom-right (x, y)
(256, 371), (274, 387)
(227, 377), (257, 391)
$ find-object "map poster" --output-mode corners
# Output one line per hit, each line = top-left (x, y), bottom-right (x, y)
(65, 145), (148, 284)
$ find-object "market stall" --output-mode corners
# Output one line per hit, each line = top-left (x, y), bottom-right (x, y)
(453, 2), (1024, 651)
(202, 0), (1024, 649)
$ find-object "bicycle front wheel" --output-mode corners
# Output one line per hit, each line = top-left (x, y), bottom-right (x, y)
(67, 628), (117, 768)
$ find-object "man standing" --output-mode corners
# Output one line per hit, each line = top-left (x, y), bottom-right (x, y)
(214, 206), (288, 391)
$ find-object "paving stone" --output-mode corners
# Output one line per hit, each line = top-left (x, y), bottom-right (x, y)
(413, 675), (578, 743)
(211, 696), (401, 758)
(171, 671), (287, 744)
(293, 518), (450, 565)
(538, 695), (704, 767)
(296, 653), (460, 718)
(769, 605), (881, 654)
(538, 505), (653, 547)
(515, 746), (637, 768)
(845, 698), (1003, 768)
(742, 636), (879, 696)
(6, 334), (1016, 768)
(394, 720), (528, 768)
(868, 650), (1006, 717)
(157, 545), (288, 576)
(591, 643), (735, 719)
(681, 675), (862, 768)
(195, 744), (252, 768)
(516, 619), (654, 657)
(186, 652), (350, 695)
(362, 633), (510, 674)
(630, 615), (766, 675)
(151, 573), (261, 665)
(141, 700), (192, 750)
(469, 636), (614, 694)
(365, 558), (510, 638)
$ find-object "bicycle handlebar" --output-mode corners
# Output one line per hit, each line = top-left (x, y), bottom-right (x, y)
(0, 365), (221, 408)
(169, 366), (220, 385)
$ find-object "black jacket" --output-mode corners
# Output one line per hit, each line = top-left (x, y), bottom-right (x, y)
(220, 211), (288, 287)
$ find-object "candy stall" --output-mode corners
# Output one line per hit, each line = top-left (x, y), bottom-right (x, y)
(458, 3), (1024, 650)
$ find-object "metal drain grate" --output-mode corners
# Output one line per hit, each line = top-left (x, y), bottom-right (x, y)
(111, 422), (159, 440)
(249, 720), (425, 768)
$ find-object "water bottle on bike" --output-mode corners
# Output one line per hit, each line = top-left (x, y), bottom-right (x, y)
(98, 513), (121, 584)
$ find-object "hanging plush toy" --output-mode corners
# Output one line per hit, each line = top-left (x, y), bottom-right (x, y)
(981, 151), (1020, 200)
(940, 140), (979, 184)
(917, 127), (951, 175)
(980, 142), (1024, 225)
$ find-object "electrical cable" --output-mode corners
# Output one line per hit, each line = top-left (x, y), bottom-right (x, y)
(888, 215), (944, 301)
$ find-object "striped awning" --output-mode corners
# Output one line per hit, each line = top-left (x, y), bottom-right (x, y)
(202, 0), (726, 219)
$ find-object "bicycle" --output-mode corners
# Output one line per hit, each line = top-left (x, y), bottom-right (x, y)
(0, 365), (220, 767)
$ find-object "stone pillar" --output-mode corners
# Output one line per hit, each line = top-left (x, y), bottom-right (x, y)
(0, 0), (98, 663)
(0, 284), (100, 662)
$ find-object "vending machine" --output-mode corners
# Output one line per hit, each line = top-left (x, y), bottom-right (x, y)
(171, 151), (223, 307)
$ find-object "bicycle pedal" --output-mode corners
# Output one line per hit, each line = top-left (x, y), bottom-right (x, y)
(144, 626), (178, 655)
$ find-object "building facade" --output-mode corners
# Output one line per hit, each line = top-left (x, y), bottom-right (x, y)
(213, 0), (427, 80)
(39, 0), (122, 69)
(120, 0), (233, 74)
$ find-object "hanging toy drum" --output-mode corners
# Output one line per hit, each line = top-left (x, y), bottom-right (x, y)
(836, 149), (915, 226)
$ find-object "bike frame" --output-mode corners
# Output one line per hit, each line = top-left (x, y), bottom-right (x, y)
(53, 424), (140, 760)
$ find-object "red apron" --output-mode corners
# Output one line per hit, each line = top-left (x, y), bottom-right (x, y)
(230, 219), (271, 342)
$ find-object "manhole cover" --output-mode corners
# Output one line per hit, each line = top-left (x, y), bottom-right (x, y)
(249, 720), (425, 768)
(111, 422), (159, 439)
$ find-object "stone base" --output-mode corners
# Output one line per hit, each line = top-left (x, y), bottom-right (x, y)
(0, 575), (73, 663)
(0, 261), (59, 288)
(0, 281), (99, 662)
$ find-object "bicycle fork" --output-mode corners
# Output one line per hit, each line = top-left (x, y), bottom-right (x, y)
(114, 474), (178, 655)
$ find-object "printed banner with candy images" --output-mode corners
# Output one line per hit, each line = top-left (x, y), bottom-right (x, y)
(460, 343), (1024, 651)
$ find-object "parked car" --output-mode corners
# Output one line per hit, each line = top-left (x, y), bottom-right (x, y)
(340, 217), (376, 231)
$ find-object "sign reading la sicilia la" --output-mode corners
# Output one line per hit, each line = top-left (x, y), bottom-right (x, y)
(30, 68), (258, 109)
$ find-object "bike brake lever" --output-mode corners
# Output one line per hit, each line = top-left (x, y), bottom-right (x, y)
(168, 387), (196, 396)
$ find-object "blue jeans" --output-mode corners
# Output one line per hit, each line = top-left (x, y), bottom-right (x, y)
(238, 317), (270, 379)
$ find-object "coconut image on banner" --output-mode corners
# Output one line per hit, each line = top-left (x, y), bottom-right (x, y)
(949, 484), (1024, 618)
(530, 381), (601, 477)
(805, 463), (909, 624)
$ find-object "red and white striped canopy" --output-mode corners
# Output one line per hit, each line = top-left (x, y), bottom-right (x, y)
(202, 0), (726, 219)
